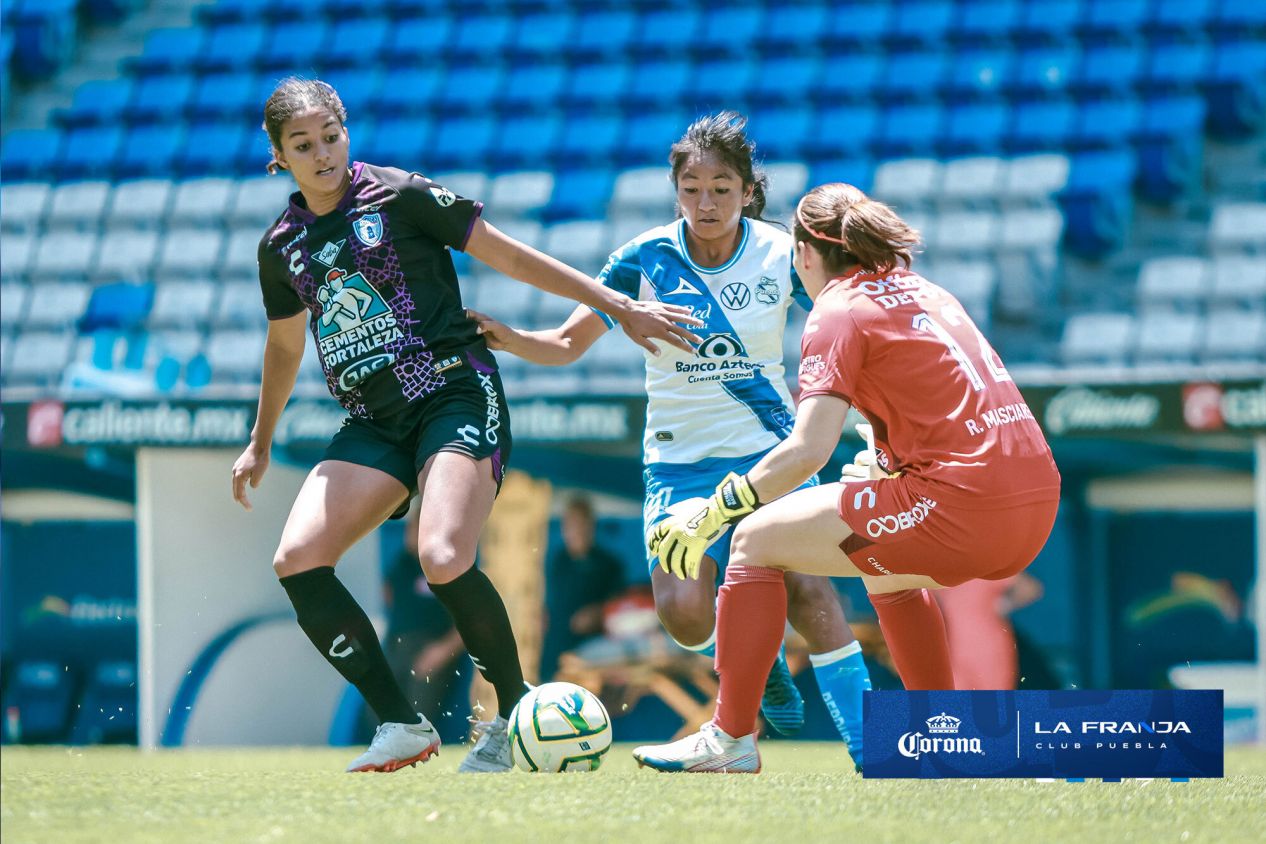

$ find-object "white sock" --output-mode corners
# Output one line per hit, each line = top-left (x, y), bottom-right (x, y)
(674, 627), (717, 654)
(809, 640), (862, 667)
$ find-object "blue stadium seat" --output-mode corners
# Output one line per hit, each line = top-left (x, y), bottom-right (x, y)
(1012, 45), (1078, 96)
(544, 168), (614, 222)
(1138, 95), (1208, 202)
(1015, 0), (1083, 44)
(199, 0), (259, 23)
(127, 74), (195, 123)
(117, 124), (184, 178)
(323, 18), (389, 69)
(1060, 148), (1137, 257)
(0, 661), (76, 744)
(1213, 0), (1266, 34)
(501, 62), (567, 111)
(1073, 96), (1143, 148)
(1008, 98), (1076, 152)
(450, 13), (513, 58)
(749, 55), (819, 105)
(132, 27), (204, 73)
(1206, 40), (1266, 137)
(888, 0), (955, 46)
(633, 7), (701, 56)
(954, 0), (1021, 44)
(753, 3), (826, 54)
(325, 0), (390, 19)
(492, 112), (562, 170)
(316, 69), (381, 118)
(510, 11), (575, 58)
(372, 67), (442, 117)
(10, 0), (78, 80)
(189, 72), (258, 120)
(429, 115), (496, 170)
(816, 53), (883, 103)
(1079, 0), (1149, 43)
(810, 158), (876, 194)
(945, 48), (1014, 99)
(70, 662), (138, 745)
(0, 29), (11, 110)
(437, 65), (504, 114)
(384, 16), (455, 68)
(618, 108), (688, 165)
(807, 105), (879, 158)
(751, 105), (813, 161)
(628, 58), (692, 107)
(259, 21), (331, 71)
(571, 8), (636, 58)
(197, 22), (267, 71)
(555, 113), (624, 164)
(1147, 0), (1216, 37)
(60, 126), (125, 178)
(59, 78), (134, 126)
(880, 51), (948, 101)
(877, 103), (944, 158)
(177, 122), (249, 176)
(692, 57), (757, 109)
(696, 6), (764, 55)
(563, 60), (631, 107)
(266, 0), (337, 21)
(823, 2), (892, 46)
(1073, 44), (1145, 95)
(943, 101), (1009, 155)
(1144, 41), (1213, 91)
(80, 282), (155, 332)
(360, 117), (430, 169)
(1, 128), (62, 181)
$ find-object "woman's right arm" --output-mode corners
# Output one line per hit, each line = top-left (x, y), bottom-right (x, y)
(468, 305), (609, 366)
(232, 311), (308, 509)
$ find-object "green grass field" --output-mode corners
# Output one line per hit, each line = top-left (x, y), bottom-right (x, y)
(3, 744), (1264, 844)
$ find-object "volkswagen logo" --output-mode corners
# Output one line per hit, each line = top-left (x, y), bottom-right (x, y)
(720, 282), (751, 310)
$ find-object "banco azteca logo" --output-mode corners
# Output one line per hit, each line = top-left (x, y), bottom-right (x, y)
(898, 712), (983, 760)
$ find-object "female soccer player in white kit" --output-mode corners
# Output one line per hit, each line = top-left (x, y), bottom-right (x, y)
(471, 113), (872, 765)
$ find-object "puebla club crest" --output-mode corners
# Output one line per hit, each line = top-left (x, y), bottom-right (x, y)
(352, 212), (383, 247)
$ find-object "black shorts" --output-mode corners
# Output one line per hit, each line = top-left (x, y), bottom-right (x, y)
(321, 365), (512, 519)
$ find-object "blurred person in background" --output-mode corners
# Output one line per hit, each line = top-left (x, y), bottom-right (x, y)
(471, 113), (871, 769)
(230, 78), (701, 774)
(934, 571), (1044, 690)
(636, 182), (1060, 772)
(540, 495), (627, 681)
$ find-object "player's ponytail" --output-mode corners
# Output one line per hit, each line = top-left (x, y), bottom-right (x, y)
(669, 111), (777, 225)
(261, 77), (348, 176)
(794, 184), (921, 274)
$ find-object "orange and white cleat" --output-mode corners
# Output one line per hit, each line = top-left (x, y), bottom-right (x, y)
(346, 716), (441, 773)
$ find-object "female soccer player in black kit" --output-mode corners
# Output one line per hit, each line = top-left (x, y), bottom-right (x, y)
(231, 78), (700, 773)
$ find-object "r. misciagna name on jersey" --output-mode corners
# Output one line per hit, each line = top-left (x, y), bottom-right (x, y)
(258, 161), (489, 419)
(595, 218), (810, 464)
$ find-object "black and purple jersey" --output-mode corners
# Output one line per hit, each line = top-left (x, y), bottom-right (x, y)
(258, 161), (489, 418)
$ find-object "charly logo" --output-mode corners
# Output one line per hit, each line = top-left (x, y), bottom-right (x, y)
(899, 713), (984, 760)
(312, 239), (345, 267)
(755, 276), (780, 305)
(720, 282), (751, 310)
(430, 185), (456, 207)
(352, 212), (383, 247)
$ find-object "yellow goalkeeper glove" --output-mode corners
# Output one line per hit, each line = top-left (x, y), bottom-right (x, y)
(649, 472), (760, 580)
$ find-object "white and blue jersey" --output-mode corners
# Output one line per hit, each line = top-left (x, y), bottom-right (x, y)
(592, 217), (817, 575)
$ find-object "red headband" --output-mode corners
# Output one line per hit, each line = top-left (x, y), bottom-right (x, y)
(794, 195), (848, 246)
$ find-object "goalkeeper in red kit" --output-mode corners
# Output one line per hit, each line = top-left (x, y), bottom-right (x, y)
(634, 183), (1061, 773)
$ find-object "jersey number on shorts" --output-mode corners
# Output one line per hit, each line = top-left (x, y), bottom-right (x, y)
(912, 305), (1011, 392)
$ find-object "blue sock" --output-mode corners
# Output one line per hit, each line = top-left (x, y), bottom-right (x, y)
(810, 641), (871, 758)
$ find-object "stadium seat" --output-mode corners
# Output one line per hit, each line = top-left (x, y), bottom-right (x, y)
(108, 180), (172, 227)
(1072, 96), (1142, 149)
(501, 61), (567, 111)
(177, 122), (251, 177)
(45, 181), (111, 230)
(945, 48), (1014, 100)
(10, 0), (78, 81)
(618, 109), (688, 165)
(428, 114), (496, 170)
(117, 124), (185, 178)
(873, 159), (943, 207)
(1015, 0), (1083, 44)
(1147, 0), (1216, 37)
(999, 206), (1065, 252)
(33, 232), (98, 279)
(132, 26), (204, 73)
(149, 281), (217, 328)
(1138, 95), (1208, 202)
(750, 105), (812, 161)
(924, 259), (997, 328)
(212, 281), (267, 327)
(80, 281), (154, 332)
(822, 2), (892, 46)
(634, 7), (701, 56)
(749, 55), (819, 106)
(611, 166), (674, 214)
(954, 0), (1022, 44)
(1137, 256), (1210, 310)
(258, 21), (331, 72)
(433, 172), (488, 204)
(358, 117), (430, 168)
(544, 169), (614, 222)
(467, 274), (539, 324)
(0, 661), (76, 743)
(555, 113), (624, 165)
(0, 281), (30, 328)
(1073, 44), (1145, 96)
(752, 3), (826, 53)
(450, 13), (513, 58)
(941, 156), (1005, 203)
(1060, 312), (1135, 366)
(196, 22), (268, 71)
(1209, 255), (1266, 308)
(1209, 202), (1266, 252)
(1213, 0), (1266, 33)
(144, 329), (206, 376)
(373, 68), (443, 117)
(1202, 310), (1266, 362)
(509, 10), (575, 58)
(59, 127), (125, 179)
(323, 18), (389, 68)
(487, 171), (555, 218)
(436, 64), (504, 115)
(943, 101), (1009, 155)
(696, 6), (764, 55)
(58, 78), (134, 126)
(1008, 98), (1076, 152)
(205, 327), (267, 380)
(191, 72), (265, 120)
(0, 182), (50, 232)
(1078, 0), (1150, 43)
(1002, 153), (1070, 202)
(542, 220), (610, 274)
(568, 7), (635, 58)
(383, 16), (455, 67)
(69, 661), (138, 745)
(1, 128), (63, 180)
(762, 161), (810, 216)
(126, 74), (195, 123)
(6, 330), (76, 384)
(486, 219), (543, 253)
(563, 59), (631, 107)
(1012, 45), (1078, 96)
(932, 210), (999, 256)
(228, 176), (296, 226)
(1059, 148), (1136, 257)
(816, 53), (884, 104)
(808, 105), (879, 157)
(492, 112), (563, 169)
(628, 58), (692, 107)
(693, 57), (758, 109)
(94, 230), (160, 280)
(0, 234), (35, 281)
(888, 0), (955, 46)
(223, 227), (262, 278)
(170, 178), (238, 224)
(1205, 41), (1266, 138)
(1144, 41), (1213, 92)
(155, 229), (224, 280)
(1135, 310), (1202, 363)
(881, 50), (949, 101)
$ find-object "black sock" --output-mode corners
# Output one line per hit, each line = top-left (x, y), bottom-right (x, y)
(279, 566), (419, 725)
(429, 566), (525, 718)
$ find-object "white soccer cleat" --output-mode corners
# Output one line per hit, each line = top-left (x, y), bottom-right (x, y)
(458, 715), (513, 773)
(346, 715), (441, 773)
(633, 722), (761, 773)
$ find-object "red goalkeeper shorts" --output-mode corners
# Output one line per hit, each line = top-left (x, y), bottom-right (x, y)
(835, 475), (1058, 588)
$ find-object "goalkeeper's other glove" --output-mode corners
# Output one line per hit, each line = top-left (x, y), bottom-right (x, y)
(649, 472), (760, 580)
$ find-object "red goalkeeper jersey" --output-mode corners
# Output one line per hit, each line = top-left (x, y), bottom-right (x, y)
(798, 268), (1061, 509)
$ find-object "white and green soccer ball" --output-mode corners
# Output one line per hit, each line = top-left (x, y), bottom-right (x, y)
(508, 682), (612, 772)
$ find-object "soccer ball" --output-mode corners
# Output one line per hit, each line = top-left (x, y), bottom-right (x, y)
(507, 682), (613, 772)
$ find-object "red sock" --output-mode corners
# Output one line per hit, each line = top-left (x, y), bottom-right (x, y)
(868, 588), (955, 690)
(713, 565), (787, 738)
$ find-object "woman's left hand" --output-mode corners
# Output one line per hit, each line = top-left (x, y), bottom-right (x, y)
(613, 298), (703, 355)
